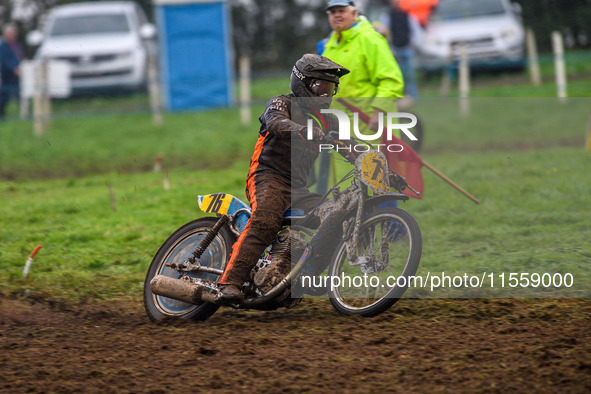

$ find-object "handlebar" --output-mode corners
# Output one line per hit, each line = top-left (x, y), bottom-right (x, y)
(406, 184), (421, 196)
(324, 131), (421, 196)
(324, 131), (357, 164)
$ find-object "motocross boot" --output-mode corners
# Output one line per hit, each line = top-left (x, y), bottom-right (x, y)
(217, 284), (244, 304)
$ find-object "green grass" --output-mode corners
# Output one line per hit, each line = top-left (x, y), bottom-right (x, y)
(413, 97), (591, 153)
(2, 96), (588, 180)
(1, 147), (589, 300)
(1, 164), (248, 299)
(0, 60), (590, 301)
(467, 78), (591, 98)
(0, 106), (265, 180)
(411, 147), (591, 298)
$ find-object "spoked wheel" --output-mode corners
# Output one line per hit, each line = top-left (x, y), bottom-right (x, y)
(143, 218), (234, 322)
(328, 208), (422, 317)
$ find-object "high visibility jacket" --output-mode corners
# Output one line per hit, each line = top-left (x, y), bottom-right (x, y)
(322, 16), (404, 106)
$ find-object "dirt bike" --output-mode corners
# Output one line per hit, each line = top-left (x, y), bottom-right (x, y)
(143, 139), (422, 321)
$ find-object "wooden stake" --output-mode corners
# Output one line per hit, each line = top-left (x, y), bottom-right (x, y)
(440, 51), (453, 97)
(239, 55), (251, 125)
(163, 171), (171, 190)
(109, 184), (117, 212)
(43, 67), (51, 132)
(33, 61), (46, 137)
(526, 28), (541, 86)
(458, 43), (470, 116)
(20, 89), (30, 120)
(148, 53), (163, 126)
(552, 31), (568, 101)
(154, 153), (163, 172)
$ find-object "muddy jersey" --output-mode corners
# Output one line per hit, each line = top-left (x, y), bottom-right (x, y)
(247, 94), (335, 189)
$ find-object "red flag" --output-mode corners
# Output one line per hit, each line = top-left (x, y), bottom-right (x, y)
(380, 132), (424, 199)
(337, 99), (424, 199)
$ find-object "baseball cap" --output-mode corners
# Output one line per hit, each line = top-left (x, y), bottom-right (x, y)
(326, 0), (355, 10)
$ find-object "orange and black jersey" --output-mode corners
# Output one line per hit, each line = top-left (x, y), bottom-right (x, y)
(246, 94), (336, 189)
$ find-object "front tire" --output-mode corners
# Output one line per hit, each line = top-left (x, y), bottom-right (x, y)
(143, 218), (235, 322)
(328, 208), (422, 317)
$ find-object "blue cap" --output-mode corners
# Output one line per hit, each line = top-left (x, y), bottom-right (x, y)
(326, 0), (355, 10)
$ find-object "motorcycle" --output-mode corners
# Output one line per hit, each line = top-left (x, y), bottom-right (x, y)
(143, 138), (422, 321)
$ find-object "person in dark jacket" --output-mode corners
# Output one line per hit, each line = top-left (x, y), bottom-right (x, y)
(386, 0), (422, 99)
(0, 24), (23, 119)
(217, 54), (350, 302)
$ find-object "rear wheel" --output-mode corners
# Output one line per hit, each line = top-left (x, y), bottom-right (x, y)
(143, 218), (234, 322)
(328, 208), (422, 317)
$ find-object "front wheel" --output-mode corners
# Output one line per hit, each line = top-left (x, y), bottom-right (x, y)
(328, 208), (422, 317)
(143, 218), (235, 322)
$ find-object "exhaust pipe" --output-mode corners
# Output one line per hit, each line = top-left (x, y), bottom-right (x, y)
(150, 275), (218, 304)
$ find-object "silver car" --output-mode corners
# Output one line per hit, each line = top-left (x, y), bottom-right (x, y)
(417, 0), (525, 71)
(28, 1), (156, 93)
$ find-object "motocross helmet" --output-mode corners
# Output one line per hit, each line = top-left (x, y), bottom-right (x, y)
(290, 54), (350, 99)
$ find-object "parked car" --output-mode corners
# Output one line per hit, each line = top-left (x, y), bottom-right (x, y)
(27, 1), (156, 93)
(417, 0), (525, 71)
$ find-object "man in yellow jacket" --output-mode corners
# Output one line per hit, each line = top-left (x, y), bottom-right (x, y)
(321, 0), (404, 131)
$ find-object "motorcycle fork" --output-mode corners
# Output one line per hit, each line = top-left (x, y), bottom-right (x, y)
(188, 214), (230, 264)
(345, 191), (367, 263)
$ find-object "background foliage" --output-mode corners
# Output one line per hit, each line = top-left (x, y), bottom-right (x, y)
(1, 79), (590, 299)
(515, 0), (591, 51)
(2, 0), (590, 70)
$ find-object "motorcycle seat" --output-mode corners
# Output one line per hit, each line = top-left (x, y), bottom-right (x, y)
(282, 209), (308, 226)
(283, 209), (305, 217)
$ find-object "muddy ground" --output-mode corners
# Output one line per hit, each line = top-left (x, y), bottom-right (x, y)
(1, 294), (590, 393)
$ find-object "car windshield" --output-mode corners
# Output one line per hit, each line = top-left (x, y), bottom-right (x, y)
(431, 0), (506, 21)
(49, 13), (130, 36)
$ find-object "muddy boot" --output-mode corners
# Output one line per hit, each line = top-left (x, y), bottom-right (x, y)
(217, 284), (244, 304)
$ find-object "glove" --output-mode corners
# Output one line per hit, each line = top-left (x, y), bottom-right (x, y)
(327, 130), (339, 142)
(296, 126), (326, 142)
(389, 171), (408, 193)
(309, 127), (327, 143)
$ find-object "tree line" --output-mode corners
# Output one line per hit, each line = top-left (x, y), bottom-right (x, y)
(514, 0), (591, 51)
(1, 0), (589, 71)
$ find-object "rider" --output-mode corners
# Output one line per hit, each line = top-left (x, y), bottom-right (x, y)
(217, 54), (351, 302)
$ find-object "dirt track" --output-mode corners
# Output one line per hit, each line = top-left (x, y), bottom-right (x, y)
(1, 294), (590, 393)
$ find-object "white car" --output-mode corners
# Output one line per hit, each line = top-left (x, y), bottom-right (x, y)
(417, 0), (525, 71)
(28, 1), (156, 93)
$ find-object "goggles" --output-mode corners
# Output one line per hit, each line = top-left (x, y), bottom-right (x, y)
(308, 78), (339, 97)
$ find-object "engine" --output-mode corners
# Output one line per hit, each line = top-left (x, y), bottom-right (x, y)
(252, 228), (307, 306)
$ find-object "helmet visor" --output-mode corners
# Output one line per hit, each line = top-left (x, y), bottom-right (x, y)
(309, 79), (338, 97)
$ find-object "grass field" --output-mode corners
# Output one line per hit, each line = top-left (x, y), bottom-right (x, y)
(1, 146), (589, 300)
(1, 51), (590, 394)
(1, 58), (590, 301)
(0, 107), (265, 180)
